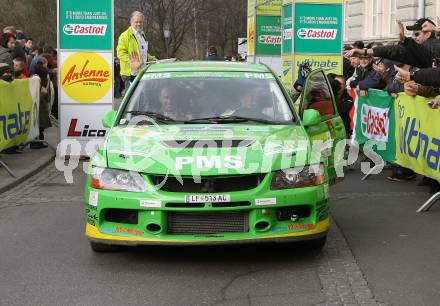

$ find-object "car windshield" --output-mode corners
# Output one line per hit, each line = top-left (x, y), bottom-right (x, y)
(120, 71), (295, 125)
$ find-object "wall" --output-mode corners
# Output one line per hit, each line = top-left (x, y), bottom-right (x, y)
(344, 0), (439, 43)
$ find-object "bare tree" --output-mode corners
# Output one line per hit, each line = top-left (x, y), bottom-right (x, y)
(0, 0), (247, 60)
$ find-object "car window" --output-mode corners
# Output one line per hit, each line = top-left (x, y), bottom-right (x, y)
(121, 72), (295, 124)
(303, 71), (335, 118)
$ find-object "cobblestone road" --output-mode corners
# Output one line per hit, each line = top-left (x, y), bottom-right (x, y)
(0, 164), (386, 306)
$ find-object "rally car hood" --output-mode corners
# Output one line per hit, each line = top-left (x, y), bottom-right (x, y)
(105, 124), (310, 176)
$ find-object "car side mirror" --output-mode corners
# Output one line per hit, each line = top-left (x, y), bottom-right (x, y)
(302, 109), (321, 127)
(102, 110), (117, 128)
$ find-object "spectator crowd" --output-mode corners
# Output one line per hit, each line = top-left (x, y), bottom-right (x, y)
(340, 18), (440, 194)
(0, 25), (58, 151)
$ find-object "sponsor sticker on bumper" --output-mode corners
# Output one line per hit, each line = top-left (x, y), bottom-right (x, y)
(255, 198), (277, 206)
(89, 191), (99, 207)
(140, 200), (162, 208)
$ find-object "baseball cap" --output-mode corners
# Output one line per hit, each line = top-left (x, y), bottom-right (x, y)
(16, 32), (26, 40)
(406, 18), (435, 31)
(0, 63), (12, 75)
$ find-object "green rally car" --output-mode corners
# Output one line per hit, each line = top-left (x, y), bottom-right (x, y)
(85, 61), (346, 252)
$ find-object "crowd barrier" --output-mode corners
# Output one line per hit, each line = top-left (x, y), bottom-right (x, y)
(0, 77), (40, 176)
(351, 89), (440, 212)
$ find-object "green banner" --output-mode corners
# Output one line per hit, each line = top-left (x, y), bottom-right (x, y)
(256, 16), (282, 56)
(0, 79), (35, 152)
(282, 4), (293, 54)
(353, 90), (396, 163)
(395, 93), (440, 181)
(294, 3), (342, 54)
(59, 0), (112, 50)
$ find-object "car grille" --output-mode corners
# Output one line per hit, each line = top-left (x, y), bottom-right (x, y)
(167, 211), (249, 234)
(150, 174), (265, 193)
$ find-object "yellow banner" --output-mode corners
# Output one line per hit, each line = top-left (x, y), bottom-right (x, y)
(256, 0), (282, 15)
(0, 79), (36, 151)
(395, 93), (440, 181)
(247, 16), (256, 56)
(281, 54), (293, 88)
(293, 54), (342, 82)
(248, 0), (256, 16)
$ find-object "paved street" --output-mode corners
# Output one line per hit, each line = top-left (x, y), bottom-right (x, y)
(0, 162), (438, 306)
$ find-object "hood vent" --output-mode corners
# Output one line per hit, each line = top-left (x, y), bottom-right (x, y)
(161, 139), (255, 148)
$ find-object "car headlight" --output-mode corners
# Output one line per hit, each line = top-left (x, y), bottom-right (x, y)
(270, 164), (325, 190)
(90, 167), (147, 192)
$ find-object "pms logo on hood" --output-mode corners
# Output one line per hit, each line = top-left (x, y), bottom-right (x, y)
(63, 24), (107, 36)
(361, 104), (389, 142)
(297, 28), (338, 40)
(61, 52), (112, 103)
(258, 35), (282, 45)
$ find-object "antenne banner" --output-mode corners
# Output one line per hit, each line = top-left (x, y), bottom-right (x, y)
(58, 0), (114, 156)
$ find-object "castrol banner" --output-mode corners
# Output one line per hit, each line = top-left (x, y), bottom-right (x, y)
(352, 89), (396, 163)
(279, 0), (343, 88)
(58, 0), (113, 156)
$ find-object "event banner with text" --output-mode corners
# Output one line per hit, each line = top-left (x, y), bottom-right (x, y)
(58, 0), (114, 156)
(0, 78), (40, 152)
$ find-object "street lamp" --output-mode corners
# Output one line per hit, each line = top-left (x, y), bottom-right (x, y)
(163, 22), (171, 58)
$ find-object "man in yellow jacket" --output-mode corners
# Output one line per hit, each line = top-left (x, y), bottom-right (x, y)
(117, 11), (157, 95)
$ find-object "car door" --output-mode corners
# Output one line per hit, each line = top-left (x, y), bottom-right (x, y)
(299, 69), (346, 182)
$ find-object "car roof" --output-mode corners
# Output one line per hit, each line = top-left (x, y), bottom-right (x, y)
(145, 61), (272, 73)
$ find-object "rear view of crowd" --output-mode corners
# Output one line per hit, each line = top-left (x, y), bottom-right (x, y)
(343, 18), (440, 193)
(0, 26), (58, 150)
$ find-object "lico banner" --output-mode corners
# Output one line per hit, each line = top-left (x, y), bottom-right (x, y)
(58, 0), (114, 156)
(0, 78), (40, 152)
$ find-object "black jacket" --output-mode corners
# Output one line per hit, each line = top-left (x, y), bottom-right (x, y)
(373, 37), (440, 68)
(350, 65), (385, 90)
(206, 54), (225, 61)
(412, 67), (440, 86)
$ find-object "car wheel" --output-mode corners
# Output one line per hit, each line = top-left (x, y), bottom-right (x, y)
(90, 241), (121, 253)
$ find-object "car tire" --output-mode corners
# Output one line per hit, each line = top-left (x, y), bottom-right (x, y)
(90, 241), (121, 253)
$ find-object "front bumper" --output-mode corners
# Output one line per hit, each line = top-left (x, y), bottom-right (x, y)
(86, 219), (329, 246)
(84, 180), (330, 245)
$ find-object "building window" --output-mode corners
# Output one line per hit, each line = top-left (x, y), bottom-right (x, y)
(390, 0), (397, 35)
(372, 0), (382, 37)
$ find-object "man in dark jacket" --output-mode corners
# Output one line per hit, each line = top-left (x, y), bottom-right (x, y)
(346, 19), (440, 69)
(395, 65), (440, 87)
(206, 46), (225, 61)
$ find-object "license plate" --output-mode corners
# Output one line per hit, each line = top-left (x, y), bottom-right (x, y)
(184, 194), (230, 203)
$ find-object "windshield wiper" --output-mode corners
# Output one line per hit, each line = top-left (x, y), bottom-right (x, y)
(123, 111), (177, 124)
(185, 115), (273, 124)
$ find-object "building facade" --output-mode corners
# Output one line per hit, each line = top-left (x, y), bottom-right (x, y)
(344, 0), (440, 43)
